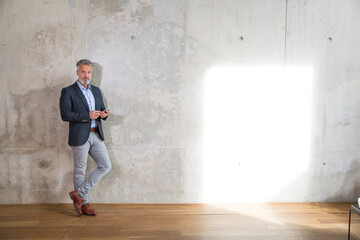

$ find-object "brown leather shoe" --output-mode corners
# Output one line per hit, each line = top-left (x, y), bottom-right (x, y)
(69, 190), (84, 216)
(81, 203), (96, 216)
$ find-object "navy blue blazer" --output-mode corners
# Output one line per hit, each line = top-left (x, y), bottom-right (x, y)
(60, 82), (107, 146)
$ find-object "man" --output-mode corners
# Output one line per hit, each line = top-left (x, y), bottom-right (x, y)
(59, 59), (112, 216)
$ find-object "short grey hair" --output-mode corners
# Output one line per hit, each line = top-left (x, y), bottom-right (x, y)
(76, 59), (93, 69)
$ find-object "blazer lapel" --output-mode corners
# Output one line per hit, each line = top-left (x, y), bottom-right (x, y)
(73, 82), (90, 111)
(91, 86), (100, 110)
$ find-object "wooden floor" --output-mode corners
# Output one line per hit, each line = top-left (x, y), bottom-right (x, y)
(0, 202), (356, 239)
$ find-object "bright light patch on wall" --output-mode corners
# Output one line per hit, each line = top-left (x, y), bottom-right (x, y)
(202, 65), (313, 203)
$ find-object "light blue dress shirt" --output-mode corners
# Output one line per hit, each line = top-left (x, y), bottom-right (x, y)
(77, 81), (97, 128)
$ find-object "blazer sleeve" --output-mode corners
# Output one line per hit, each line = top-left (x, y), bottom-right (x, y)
(59, 87), (90, 123)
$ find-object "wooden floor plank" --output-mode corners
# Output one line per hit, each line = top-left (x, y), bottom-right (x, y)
(0, 202), (355, 239)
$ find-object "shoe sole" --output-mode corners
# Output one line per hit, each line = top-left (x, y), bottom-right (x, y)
(82, 212), (96, 216)
(69, 192), (83, 216)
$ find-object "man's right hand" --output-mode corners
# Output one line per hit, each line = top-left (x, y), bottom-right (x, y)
(89, 110), (101, 119)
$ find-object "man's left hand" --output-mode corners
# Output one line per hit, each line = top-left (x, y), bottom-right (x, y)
(100, 109), (109, 119)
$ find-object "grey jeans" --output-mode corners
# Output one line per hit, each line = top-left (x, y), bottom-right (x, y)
(71, 132), (112, 204)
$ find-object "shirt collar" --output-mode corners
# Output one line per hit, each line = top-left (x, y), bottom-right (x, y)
(77, 80), (91, 91)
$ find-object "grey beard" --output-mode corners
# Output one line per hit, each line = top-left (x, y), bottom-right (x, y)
(79, 79), (90, 85)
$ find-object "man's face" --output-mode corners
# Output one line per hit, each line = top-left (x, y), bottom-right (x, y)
(76, 64), (92, 85)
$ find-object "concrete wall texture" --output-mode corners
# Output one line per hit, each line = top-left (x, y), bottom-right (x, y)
(0, 0), (360, 203)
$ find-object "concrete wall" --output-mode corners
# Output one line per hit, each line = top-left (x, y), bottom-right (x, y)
(0, 0), (359, 203)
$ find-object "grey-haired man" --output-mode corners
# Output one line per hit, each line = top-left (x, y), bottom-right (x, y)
(59, 59), (112, 216)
